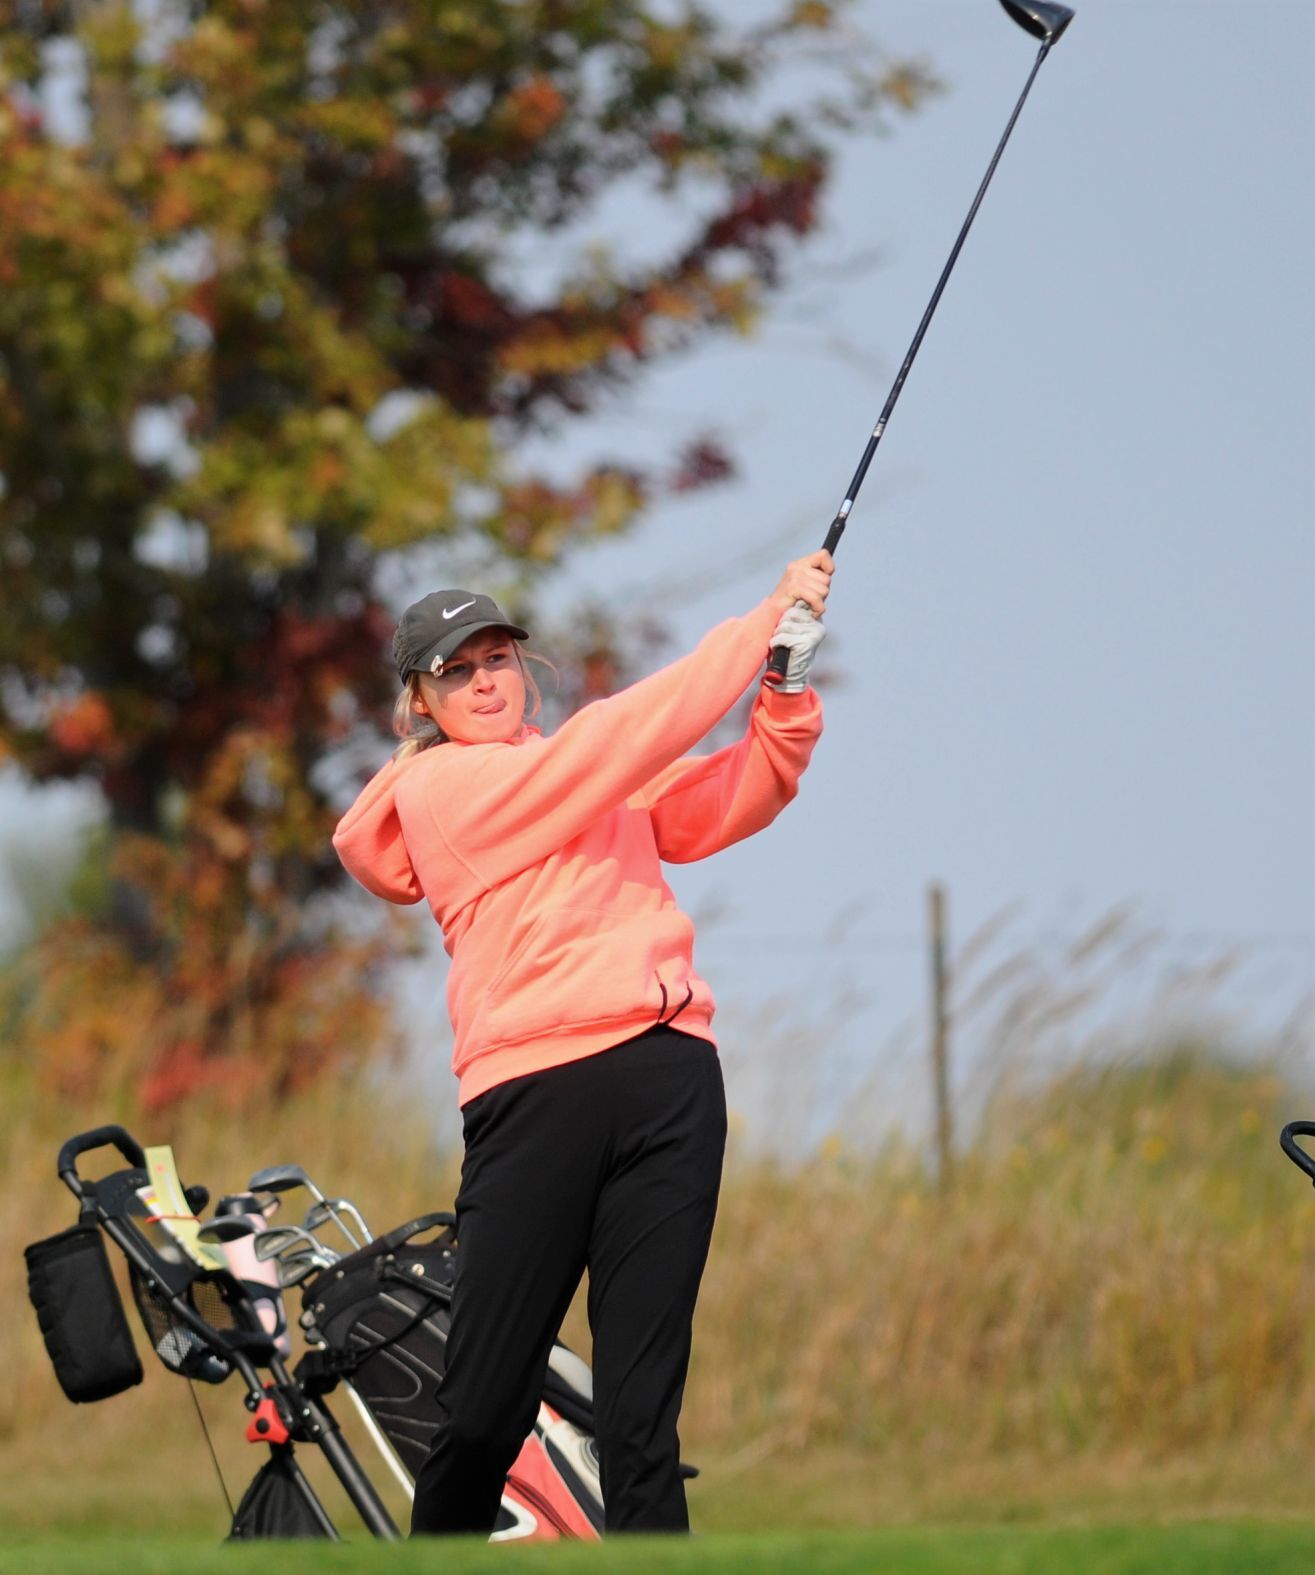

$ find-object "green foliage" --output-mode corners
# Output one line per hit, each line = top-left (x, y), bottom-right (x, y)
(0, 0), (933, 1102)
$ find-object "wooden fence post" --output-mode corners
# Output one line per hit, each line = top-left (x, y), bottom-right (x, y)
(928, 882), (953, 1193)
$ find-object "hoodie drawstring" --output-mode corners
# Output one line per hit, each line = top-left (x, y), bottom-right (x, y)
(655, 977), (695, 1028)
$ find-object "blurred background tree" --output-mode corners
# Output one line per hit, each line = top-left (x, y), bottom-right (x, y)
(0, 0), (933, 1108)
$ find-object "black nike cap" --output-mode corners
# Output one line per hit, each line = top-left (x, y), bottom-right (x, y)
(392, 590), (530, 680)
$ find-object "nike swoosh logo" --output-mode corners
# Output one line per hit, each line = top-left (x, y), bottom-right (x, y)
(441, 599), (476, 620)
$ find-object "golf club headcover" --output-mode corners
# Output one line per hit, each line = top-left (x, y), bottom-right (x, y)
(768, 603), (826, 693)
(214, 1209), (292, 1357)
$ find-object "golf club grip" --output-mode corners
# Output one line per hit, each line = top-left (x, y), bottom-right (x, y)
(764, 515), (846, 686)
(1280, 1122), (1315, 1184)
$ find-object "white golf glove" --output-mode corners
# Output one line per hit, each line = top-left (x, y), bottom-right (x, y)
(768, 602), (826, 693)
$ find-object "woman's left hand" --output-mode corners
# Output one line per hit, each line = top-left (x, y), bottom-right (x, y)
(768, 550), (834, 617)
(768, 603), (826, 693)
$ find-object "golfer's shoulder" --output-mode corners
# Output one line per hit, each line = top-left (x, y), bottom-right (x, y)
(403, 732), (545, 789)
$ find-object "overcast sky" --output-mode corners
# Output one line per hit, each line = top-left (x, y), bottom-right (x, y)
(515, 0), (1315, 1134)
(2, 0), (1310, 1142)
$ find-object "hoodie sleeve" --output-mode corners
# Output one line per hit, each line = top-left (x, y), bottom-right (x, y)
(402, 599), (783, 890)
(332, 756), (425, 905)
(639, 685), (823, 863)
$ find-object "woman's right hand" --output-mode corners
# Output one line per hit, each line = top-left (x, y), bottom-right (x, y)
(769, 550), (835, 617)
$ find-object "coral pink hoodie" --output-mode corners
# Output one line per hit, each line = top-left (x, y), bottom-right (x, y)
(333, 598), (822, 1104)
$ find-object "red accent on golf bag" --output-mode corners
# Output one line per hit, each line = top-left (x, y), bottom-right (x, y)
(246, 1389), (291, 1445)
(502, 1405), (600, 1541)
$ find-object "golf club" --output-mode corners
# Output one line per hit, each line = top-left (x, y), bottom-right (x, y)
(248, 1163), (363, 1249)
(341, 1384), (416, 1500)
(256, 1228), (340, 1288)
(305, 1198), (373, 1247)
(276, 1254), (332, 1290)
(196, 1215), (257, 1246)
(277, 1242), (338, 1267)
(765, 0), (1075, 685)
(253, 1224), (323, 1262)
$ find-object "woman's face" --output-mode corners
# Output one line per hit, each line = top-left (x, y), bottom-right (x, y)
(413, 629), (526, 745)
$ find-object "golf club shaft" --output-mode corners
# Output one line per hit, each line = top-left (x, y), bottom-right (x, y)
(303, 1179), (362, 1249)
(765, 38), (1054, 684)
(344, 1382), (416, 1501)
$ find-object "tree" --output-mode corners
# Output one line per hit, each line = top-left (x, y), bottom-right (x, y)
(0, 0), (933, 1105)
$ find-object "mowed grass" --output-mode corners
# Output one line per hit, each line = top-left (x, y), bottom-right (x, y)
(5, 1526), (1315, 1575)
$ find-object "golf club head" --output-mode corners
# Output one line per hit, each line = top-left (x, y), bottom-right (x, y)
(214, 1191), (264, 1218)
(247, 1163), (312, 1195)
(343, 1202), (373, 1243)
(275, 1244), (338, 1285)
(276, 1258), (322, 1289)
(998, 0), (1074, 43)
(253, 1225), (315, 1261)
(304, 1198), (371, 1246)
(197, 1216), (258, 1245)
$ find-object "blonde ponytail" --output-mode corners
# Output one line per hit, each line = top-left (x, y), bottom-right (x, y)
(392, 673), (443, 760)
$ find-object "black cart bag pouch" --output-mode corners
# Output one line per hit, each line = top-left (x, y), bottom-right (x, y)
(25, 1223), (143, 1403)
(227, 1448), (333, 1541)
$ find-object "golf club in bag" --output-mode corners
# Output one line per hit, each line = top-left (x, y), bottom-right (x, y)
(766, 0), (1075, 684)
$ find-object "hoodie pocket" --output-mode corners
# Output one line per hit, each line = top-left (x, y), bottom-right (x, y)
(463, 905), (708, 1060)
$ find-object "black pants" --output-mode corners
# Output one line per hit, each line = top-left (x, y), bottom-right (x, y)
(410, 1026), (727, 1537)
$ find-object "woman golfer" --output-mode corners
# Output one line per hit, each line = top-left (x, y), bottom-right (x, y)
(333, 551), (832, 1535)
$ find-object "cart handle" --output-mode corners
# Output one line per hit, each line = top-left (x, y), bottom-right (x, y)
(1279, 1122), (1315, 1185)
(57, 1125), (147, 1196)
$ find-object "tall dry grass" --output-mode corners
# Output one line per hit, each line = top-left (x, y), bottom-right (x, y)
(690, 1046), (1315, 1465)
(683, 907), (1315, 1470)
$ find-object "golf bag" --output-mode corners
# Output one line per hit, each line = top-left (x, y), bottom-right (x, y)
(293, 1211), (604, 1539)
(26, 1125), (615, 1541)
(26, 1126), (403, 1541)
